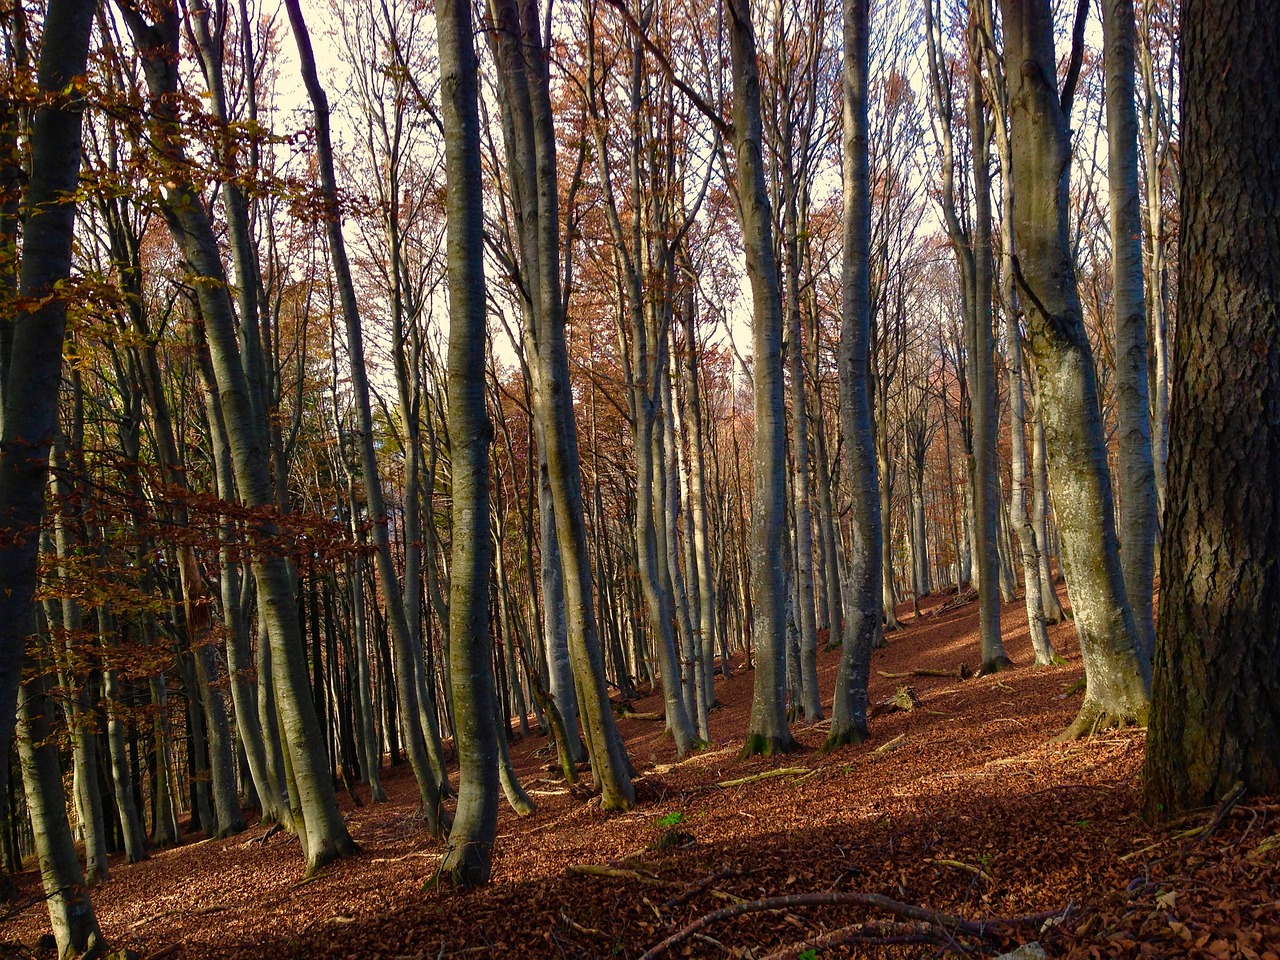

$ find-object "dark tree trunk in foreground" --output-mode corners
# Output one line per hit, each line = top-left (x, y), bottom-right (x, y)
(0, 0), (95, 807)
(1143, 0), (1280, 818)
(437, 0), (499, 886)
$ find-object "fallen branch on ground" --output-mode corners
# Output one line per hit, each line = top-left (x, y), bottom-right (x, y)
(878, 664), (972, 681)
(567, 864), (673, 886)
(873, 734), (907, 756)
(637, 890), (1067, 960)
(716, 768), (810, 789)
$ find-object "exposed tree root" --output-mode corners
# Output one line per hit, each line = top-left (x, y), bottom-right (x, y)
(979, 655), (1014, 676)
(1055, 699), (1148, 741)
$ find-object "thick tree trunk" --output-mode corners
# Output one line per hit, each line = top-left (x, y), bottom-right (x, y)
(1102, 0), (1157, 658)
(437, 0), (499, 884)
(123, 2), (356, 871)
(728, 0), (796, 758)
(827, 0), (881, 750)
(998, 0), (1151, 736)
(0, 0), (94, 811)
(1143, 0), (1280, 818)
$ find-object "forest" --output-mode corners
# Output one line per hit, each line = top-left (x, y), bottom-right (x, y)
(0, 0), (1277, 955)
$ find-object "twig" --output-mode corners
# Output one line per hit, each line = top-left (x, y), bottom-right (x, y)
(662, 868), (746, 912)
(928, 858), (994, 883)
(1192, 781), (1246, 847)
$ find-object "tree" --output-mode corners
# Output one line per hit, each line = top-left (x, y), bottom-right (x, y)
(825, 0), (880, 750)
(435, 0), (499, 885)
(997, 0), (1151, 736)
(726, 0), (796, 758)
(1143, 0), (1280, 818)
(1102, 0), (1157, 658)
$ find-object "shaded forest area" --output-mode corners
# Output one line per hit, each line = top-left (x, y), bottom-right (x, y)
(1, 0), (1278, 956)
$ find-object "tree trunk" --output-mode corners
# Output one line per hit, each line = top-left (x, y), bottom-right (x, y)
(1143, 0), (1280, 818)
(437, 0), (499, 884)
(827, 0), (881, 750)
(1102, 0), (1157, 658)
(727, 0), (796, 758)
(998, 0), (1151, 736)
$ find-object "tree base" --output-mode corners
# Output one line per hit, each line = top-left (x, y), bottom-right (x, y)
(978, 655), (1013, 676)
(738, 732), (798, 759)
(1055, 698), (1149, 741)
(305, 834), (362, 877)
(821, 723), (869, 752)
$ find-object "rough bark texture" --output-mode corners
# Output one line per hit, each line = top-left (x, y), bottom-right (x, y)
(1143, 0), (1280, 818)
(999, 0), (1151, 736)
(438, 0), (500, 884)
(827, 0), (880, 750)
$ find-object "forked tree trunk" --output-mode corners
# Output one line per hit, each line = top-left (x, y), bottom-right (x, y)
(998, 0), (1151, 736)
(1143, 0), (1280, 819)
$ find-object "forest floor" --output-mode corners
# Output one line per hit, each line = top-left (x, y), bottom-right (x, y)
(4, 587), (1279, 959)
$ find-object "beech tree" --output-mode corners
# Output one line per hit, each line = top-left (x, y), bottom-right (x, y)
(1143, 0), (1280, 818)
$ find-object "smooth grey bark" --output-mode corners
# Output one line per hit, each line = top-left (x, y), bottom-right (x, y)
(1102, 0), (1157, 658)
(978, 0), (1056, 664)
(1136, 10), (1173, 517)
(827, 0), (880, 750)
(284, 0), (444, 831)
(487, 0), (634, 808)
(925, 0), (1006, 671)
(100, 637), (148, 862)
(148, 672), (181, 846)
(437, 0), (499, 886)
(18, 660), (107, 959)
(0, 0), (94, 812)
(582, 29), (695, 754)
(727, 0), (796, 758)
(998, 0), (1151, 735)
(1030, 400), (1065, 622)
(121, 0), (356, 871)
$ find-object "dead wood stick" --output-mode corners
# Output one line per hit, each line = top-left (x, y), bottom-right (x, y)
(762, 923), (938, 959)
(132, 904), (228, 929)
(560, 911), (605, 936)
(877, 665), (971, 681)
(567, 864), (673, 886)
(716, 767), (810, 789)
(636, 891), (989, 960)
(618, 709), (665, 721)
(872, 734), (907, 756)
(1193, 781), (1247, 846)
(927, 858), (993, 882)
(662, 868), (746, 912)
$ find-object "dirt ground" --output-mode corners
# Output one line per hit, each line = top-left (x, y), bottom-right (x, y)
(4, 588), (1278, 959)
